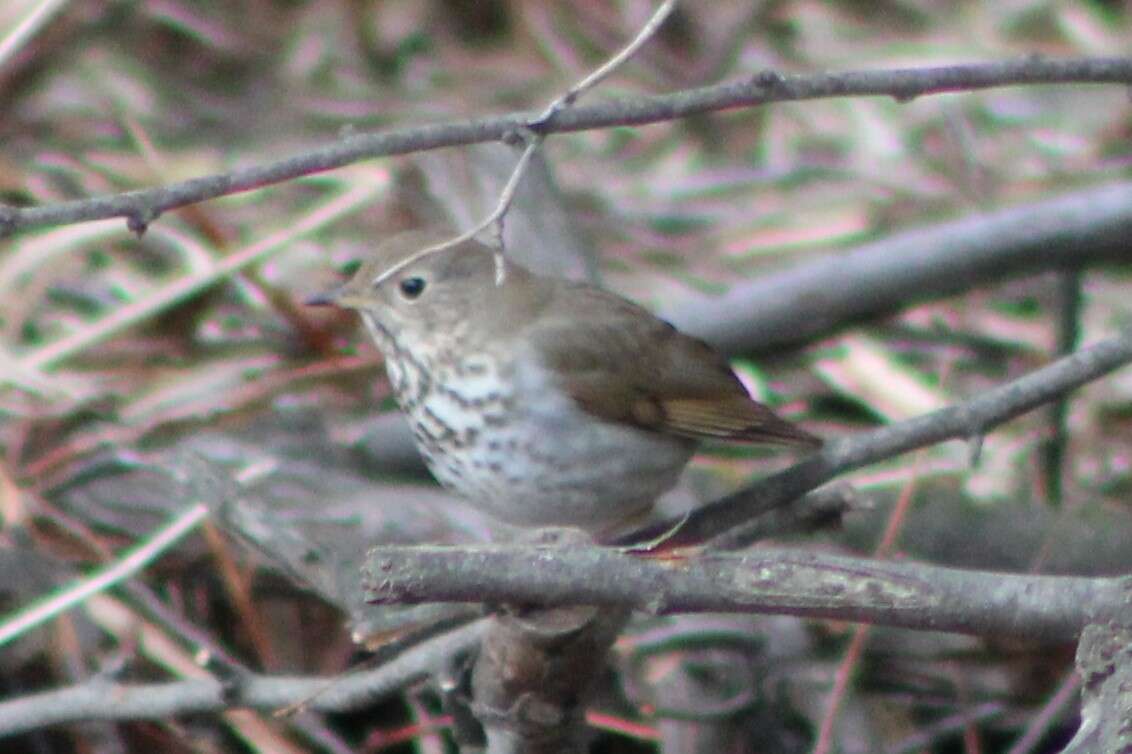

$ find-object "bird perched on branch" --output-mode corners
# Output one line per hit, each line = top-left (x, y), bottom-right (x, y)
(308, 230), (820, 534)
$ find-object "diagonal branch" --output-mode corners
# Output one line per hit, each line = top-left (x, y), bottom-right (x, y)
(0, 504), (208, 647)
(633, 330), (1132, 548)
(663, 180), (1132, 354)
(2, 57), (1130, 237)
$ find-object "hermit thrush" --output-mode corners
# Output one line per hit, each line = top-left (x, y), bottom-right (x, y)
(308, 230), (820, 533)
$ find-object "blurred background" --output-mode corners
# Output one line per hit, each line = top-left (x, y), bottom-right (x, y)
(1, 1), (1131, 752)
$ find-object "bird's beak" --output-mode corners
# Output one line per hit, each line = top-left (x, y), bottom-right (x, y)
(305, 286), (372, 310)
(305, 287), (344, 307)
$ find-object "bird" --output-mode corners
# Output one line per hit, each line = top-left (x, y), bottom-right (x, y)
(307, 230), (820, 534)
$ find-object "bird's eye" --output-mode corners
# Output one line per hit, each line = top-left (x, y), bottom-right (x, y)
(399, 276), (426, 299)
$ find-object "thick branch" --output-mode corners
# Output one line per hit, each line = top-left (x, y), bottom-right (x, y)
(0, 619), (487, 737)
(663, 181), (1132, 354)
(470, 605), (630, 754)
(1062, 621), (1132, 753)
(3, 57), (1130, 236)
(363, 545), (1131, 643)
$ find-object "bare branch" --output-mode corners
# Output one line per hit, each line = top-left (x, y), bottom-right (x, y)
(363, 542), (1131, 643)
(531, 0), (677, 124)
(0, 619), (487, 737)
(2, 57), (1129, 237)
(642, 331), (1132, 548)
(664, 180), (1132, 355)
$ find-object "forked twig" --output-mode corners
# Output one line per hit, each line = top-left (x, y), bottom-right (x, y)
(384, 0), (678, 285)
(531, 0), (678, 126)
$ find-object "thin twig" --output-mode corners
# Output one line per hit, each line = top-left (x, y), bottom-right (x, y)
(0, 618), (490, 737)
(378, 133), (543, 289)
(1004, 671), (1081, 754)
(0, 0), (69, 69)
(812, 451), (929, 754)
(885, 702), (1006, 754)
(84, 594), (307, 754)
(374, 0), (679, 287)
(0, 503), (208, 647)
(531, 0), (677, 124)
(9, 171), (387, 374)
(1041, 269), (1083, 507)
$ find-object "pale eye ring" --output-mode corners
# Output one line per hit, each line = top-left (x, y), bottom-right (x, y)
(399, 276), (426, 299)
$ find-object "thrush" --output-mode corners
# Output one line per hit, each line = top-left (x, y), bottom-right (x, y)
(308, 230), (820, 533)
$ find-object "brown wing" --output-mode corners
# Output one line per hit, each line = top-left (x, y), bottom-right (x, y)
(528, 284), (821, 448)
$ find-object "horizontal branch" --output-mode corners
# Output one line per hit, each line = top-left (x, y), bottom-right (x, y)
(0, 619), (487, 737)
(664, 181), (1132, 354)
(635, 330), (1132, 548)
(3, 57), (1130, 236)
(363, 542), (1131, 642)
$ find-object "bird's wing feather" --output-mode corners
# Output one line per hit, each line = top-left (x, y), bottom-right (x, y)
(528, 284), (820, 447)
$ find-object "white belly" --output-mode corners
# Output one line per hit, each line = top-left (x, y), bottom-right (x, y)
(402, 350), (694, 530)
